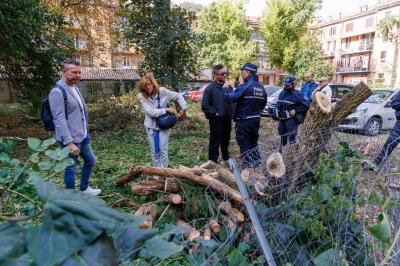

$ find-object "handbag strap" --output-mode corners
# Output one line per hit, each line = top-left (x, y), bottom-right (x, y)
(157, 93), (161, 109)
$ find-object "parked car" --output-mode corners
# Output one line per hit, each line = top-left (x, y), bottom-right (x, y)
(185, 85), (208, 102)
(339, 88), (399, 136)
(262, 84), (355, 118)
(264, 85), (281, 96)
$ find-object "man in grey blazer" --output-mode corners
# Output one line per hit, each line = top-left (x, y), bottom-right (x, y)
(49, 58), (100, 196)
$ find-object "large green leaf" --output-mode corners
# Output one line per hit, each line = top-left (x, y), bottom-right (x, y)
(38, 160), (52, 171)
(27, 179), (137, 266)
(112, 223), (155, 261)
(53, 159), (73, 173)
(228, 248), (249, 266)
(143, 237), (183, 260)
(61, 235), (118, 266)
(368, 212), (391, 243)
(0, 152), (10, 163)
(28, 138), (41, 151)
(32, 174), (58, 201)
(0, 223), (27, 262)
(29, 153), (39, 163)
(37, 138), (56, 152)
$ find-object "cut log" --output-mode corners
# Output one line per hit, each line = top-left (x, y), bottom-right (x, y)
(135, 204), (158, 229)
(208, 171), (219, 179)
(119, 166), (244, 205)
(177, 219), (201, 241)
(218, 168), (238, 189)
(203, 226), (212, 240)
(130, 179), (180, 196)
(163, 194), (183, 205)
(221, 215), (236, 230)
(218, 201), (233, 214)
(232, 208), (245, 223)
(209, 219), (221, 234)
(266, 152), (285, 178)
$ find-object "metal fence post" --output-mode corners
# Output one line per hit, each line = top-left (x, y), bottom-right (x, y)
(229, 158), (277, 266)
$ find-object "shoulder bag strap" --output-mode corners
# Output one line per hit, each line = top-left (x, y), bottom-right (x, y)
(55, 84), (68, 120)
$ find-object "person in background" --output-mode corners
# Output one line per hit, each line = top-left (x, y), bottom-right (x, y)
(364, 91), (400, 170)
(275, 76), (309, 151)
(300, 72), (319, 102)
(49, 58), (100, 195)
(138, 73), (187, 168)
(202, 64), (234, 164)
(311, 77), (332, 102)
(224, 63), (267, 167)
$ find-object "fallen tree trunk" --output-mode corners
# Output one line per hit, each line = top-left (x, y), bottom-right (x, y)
(118, 166), (244, 205)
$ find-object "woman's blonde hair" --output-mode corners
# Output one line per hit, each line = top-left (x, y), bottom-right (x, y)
(137, 73), (159, 98)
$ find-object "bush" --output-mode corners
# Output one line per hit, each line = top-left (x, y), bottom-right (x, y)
(88, 91), (144, 132)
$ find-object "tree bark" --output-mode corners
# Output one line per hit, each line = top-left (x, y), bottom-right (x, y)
(135, 204), (158, 229)
(130, 179), (180, 195)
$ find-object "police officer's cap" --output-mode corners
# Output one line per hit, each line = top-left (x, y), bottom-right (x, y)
(240, 63), (257, 73)
(284, 76), (296, 86)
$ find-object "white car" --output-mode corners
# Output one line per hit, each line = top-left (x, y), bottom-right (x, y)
(339, 88), (400, 136)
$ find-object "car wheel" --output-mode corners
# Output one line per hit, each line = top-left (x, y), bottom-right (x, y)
(363, 117), (382, 136)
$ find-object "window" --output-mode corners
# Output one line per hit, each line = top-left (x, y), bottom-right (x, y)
(345, 22), (353, 32)
(365, 17), (374, 28)
(385, 11), (392, 18)
(98, 43), (105, 52)
(333, 41), (336, 51)
(329, 27), (336, 36)
(380, 51), (387, 64)
(74, 55), (81, 63)
(327, 41), (331, 51)
(377, 73), (384, 79)
(99, 63), (106, 68)
(123, 57), (131, 67)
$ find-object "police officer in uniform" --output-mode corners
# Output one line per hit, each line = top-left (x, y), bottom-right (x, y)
(224, 63), (267, 167)
(274, 76), (309, 151)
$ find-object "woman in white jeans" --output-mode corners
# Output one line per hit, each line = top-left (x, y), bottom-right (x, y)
(137, 73), (188, 168)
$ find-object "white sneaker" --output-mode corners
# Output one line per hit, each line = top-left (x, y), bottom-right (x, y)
(81, 187), (101, 196)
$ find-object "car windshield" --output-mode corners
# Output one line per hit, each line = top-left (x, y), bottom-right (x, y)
(265, 86), (281, 95)
(271, 89), (283, 97)
(365, 90), (394, 103)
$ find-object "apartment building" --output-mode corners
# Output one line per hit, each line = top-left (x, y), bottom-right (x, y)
(64, 4), (143, 70)
(313, 0), (400, 87)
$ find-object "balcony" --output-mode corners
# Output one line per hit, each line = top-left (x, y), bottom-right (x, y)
(112, 45), (135, 54)
(340, 40), (374, 55)
(336, 66), (370, 73)
(324, 51), (335, 58)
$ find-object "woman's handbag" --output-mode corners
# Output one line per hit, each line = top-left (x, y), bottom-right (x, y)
(156, 93), (177, 130)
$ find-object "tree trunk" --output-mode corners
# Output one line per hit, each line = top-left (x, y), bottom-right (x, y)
(286, 82), (372, 195)
(391, 38), (399, 88)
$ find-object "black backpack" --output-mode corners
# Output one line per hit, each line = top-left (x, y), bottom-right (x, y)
(41, 85), (68, 131)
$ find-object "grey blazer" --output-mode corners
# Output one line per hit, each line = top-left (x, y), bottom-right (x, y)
(49, 79), (89, 145)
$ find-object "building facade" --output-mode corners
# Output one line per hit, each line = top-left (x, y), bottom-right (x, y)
(313, 0), (400, 87)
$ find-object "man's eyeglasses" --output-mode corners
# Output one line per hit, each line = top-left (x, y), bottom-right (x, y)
(216, 72), (228, 76)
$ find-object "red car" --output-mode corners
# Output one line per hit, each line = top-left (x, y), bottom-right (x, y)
(186, 86), (207, 102)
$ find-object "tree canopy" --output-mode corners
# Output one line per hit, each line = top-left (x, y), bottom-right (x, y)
(121, 0), (198, 90)
(195, 0), (257, 79)
(259, 0), (328, 79)
(0, 0), (73, 115)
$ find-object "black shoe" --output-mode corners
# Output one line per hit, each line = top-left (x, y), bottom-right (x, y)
(361, 160), (377, 171)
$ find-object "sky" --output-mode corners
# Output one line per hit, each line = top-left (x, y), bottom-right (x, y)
(171, 0), (380, 17)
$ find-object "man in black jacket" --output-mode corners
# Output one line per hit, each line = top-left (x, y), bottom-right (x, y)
(202, 64), (234, 163)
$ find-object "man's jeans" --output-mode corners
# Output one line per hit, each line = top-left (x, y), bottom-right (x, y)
(59, 135), (96, 191)
(146, 128), (171, 168)
(375, 120), (400, 166)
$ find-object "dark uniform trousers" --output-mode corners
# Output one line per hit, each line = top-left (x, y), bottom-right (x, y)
(208, 117), (232, 162)
(235, 118), (261, 167)
(374, 120), (400, 166)
(278, 118), (298, 150)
